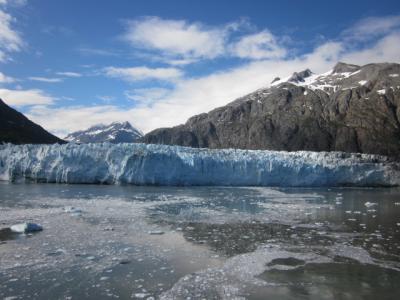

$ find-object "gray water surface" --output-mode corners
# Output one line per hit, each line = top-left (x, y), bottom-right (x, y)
(0, 183), (399, 299)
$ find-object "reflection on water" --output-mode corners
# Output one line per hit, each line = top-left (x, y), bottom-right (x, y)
(256, 262), (400, 300)
(0, 183), (399, 299)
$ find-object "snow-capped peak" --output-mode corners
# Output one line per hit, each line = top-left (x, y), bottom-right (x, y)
(269, 62), (368, 94)
(65, 121), (143, 144)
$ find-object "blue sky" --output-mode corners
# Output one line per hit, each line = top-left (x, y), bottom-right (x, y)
(0, 0), (400, 137)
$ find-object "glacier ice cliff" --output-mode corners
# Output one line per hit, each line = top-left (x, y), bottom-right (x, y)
(0, 143), (399, 187)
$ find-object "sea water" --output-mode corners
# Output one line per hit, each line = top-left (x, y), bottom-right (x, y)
(0, 183), (399, 299)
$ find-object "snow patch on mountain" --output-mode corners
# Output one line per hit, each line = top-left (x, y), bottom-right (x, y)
(269, 63), (368, 94)
(65, 121), (143, 144)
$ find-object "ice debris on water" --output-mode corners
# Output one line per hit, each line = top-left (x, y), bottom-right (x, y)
(133, 293), (150, 299)
(0, 143), (399, 187)
(10, 222), (43, 233)
(148, 230), (165, 235)
(364, 202), (378, 208)
(63, 206), (83, 216)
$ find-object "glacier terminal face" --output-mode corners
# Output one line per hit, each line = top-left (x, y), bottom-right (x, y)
(0, 143), (399, 187)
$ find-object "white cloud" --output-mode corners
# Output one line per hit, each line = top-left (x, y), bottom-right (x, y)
(103, 66), (183, 82)
(122, 17), (288, 64)
(0, 9), (23, 61)
(302, 41), (343, 66)
(0, 0), (27, 7)
(28, 31), (400, 136)
(0, 71), (14, 83)
(97, 95), (115, 103)
(26, 105), (140, 137)
(28, 76), (63, 83)
(21, 15), (400, 136)
(0, 88), (54, 106)
(341, 32), (400, 65)
(230, 30), (286, 59)
(123, 17), (227, 61)
(125, 87), (170, 105)
(56, 71), (82, 77)
(163, 58), (198, 66)
(343, 15), (400, 41)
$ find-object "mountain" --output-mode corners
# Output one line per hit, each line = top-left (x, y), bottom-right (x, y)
(142, 62), (400, 157)
(65, 121), (143, 143)
(0, 98), (64, 144)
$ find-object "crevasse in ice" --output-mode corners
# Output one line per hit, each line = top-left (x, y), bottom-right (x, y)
(0, 143), (399, 187)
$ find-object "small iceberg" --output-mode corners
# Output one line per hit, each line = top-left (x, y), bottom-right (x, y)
(63, 206), (83, 216)
(148, 230), (165, 235)
(10, 223), (43, 233)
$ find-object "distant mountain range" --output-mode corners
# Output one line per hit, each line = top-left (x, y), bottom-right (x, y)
(2, 62), (400, 156)
(65, 121), (143, 143)
(142, 62), (400, 156)
(0, 98), (64, 144)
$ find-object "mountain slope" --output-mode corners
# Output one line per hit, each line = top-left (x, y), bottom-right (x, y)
(142, 62), (400, 156)
(0, 98), (64, 144)
(65, 121), (143, 143)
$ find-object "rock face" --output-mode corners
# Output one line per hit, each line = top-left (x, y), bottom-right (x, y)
(142, 62), (400, 157)
(65, 121), (143, 144)
(0, 98), (64, 144)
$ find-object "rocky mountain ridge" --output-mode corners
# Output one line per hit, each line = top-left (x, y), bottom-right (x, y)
(0, 98), (64, 144)
(142, 62), (400, 156)
(65, 121), (143, 143)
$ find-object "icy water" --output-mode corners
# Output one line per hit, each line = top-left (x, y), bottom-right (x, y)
(0, 183), (400, 300)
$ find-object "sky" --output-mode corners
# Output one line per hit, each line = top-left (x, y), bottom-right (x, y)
(0, 0), (400, 138)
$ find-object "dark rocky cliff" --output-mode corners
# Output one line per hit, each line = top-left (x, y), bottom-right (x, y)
(0, 98), (64, 144)
(142, 62), (400, 156)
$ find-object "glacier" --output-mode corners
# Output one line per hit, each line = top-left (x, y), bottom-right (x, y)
(0, 143), (399, 187)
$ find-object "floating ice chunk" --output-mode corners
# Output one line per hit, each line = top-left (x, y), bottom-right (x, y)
(63, 206), (83, 217)
(10, 222), (43, 233)
(377, 89), (386, 95)
(364, 202), (378, 208)
(389, 74), (399, 77)
(134, 293), (150, 299)
(47, 248), (66, 256)
(148, 230), (165, 235)
(63, 206), (82, 214)
(119, 259), (131, 264)
(358, 80), (368, 85)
